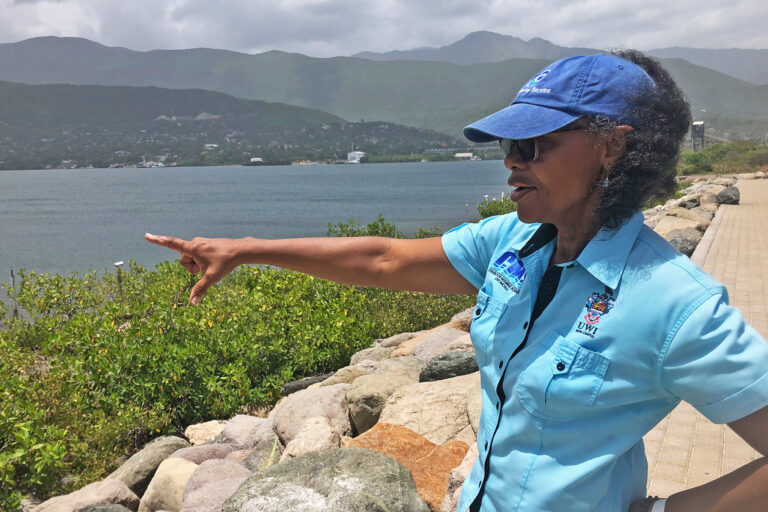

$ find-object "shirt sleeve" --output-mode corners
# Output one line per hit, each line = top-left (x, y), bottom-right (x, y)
(440, 214), (515, 290)
(661, 291), (768, 424)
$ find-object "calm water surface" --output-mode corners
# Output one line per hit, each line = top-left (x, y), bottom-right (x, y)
(0, 161), (511, 276)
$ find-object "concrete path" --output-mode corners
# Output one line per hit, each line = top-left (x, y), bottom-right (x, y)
(644, 179), (766, 497)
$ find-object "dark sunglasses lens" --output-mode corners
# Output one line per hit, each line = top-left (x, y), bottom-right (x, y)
(517, 139), (536, 161)
(500, 138), (537, 161)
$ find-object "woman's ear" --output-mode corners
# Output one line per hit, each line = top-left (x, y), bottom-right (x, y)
(601, 125), (634, 170)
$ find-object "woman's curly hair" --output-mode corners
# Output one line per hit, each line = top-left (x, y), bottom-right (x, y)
(590, 49), (692, 229)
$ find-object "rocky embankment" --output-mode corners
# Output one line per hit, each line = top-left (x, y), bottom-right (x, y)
(25, 174), (760, 512)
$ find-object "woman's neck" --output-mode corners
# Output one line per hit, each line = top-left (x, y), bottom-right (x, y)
(551, 220), (601, 265)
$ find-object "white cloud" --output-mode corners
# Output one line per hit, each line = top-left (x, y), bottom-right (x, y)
(0, 0), (765, 55)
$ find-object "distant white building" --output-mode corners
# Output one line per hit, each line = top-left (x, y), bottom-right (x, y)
(455, 152), (480, 160)
(347, 151), (366, 163)
(203, 143), (220, 151)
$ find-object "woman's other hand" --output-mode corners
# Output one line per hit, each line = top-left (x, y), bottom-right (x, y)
(145, 233), (245, 305)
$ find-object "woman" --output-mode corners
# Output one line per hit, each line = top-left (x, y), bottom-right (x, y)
(146, 50), (768, 512)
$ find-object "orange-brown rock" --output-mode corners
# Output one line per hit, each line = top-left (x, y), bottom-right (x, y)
(345, 422), (469, 511)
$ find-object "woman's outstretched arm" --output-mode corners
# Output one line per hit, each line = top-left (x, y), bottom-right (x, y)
(145, 234), (477, 304)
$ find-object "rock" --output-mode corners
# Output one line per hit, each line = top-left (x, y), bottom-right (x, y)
(677, 195), (701, 209)
(243, 437), (283, 472)
(318, 365), (370, 386)
(184, 420), (226, 446)
(379, 372), (481, 445)
(180, 459), (251, 512)
(281, 416), (341, 461)
(450, 308), (474, 331)
(737, 172), (756, 180)
(652, 215), (702, 239)
(690, 206), (715, 221)
(667, 228), (703, 256)
(244, 416), (280, 449)
(755, 171), (766, 179)
(224, 449), (252, 465)
(346, 423), (469, 512)
(419, 352), (478, 382)
(75, 505), (134, 512)
(346, 374), (417, 434)
(713, 177), (737, 187)
(137, 458), (198, 512)
(439, 444), (479, 512)
(107, 436), (190, 497)
(281, 373), (334, 396)
(168, 444), (237, 464)
(349, 346), (395, 365)
(666, 207), (710, 231)
(374, 356), (425, 380)
(390, 335), (427, 357)
(212, 415), (267, 449)
(219, 448), (430, 512)
(20, 498), (42, 512)
(411, 327), (467, 362)
(642, 211), (664, 230)
(716, 186), (740, 205)
(466, 387), (481, 435)
(271, 383), (351, 444)
(33, 479), (139, 512)
(375, 331), (424, 348)
(430, 333), (475, 359)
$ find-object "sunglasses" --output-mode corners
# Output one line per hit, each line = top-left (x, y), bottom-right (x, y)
(499, 124), (587, 162)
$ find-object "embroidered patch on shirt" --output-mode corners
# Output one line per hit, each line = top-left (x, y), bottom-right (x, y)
(489, 251), (526, 293)
(584, 292), (615, 325)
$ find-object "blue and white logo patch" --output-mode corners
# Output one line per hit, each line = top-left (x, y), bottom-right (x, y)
(489, 251), (526, 293)
(527, 69), (550, 86)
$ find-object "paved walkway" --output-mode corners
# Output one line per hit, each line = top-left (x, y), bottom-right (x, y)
(644, 179), (766, 497)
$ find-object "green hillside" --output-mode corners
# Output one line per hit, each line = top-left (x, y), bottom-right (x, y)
(1, 37), (767, 139)
(0, 81), (461, 170)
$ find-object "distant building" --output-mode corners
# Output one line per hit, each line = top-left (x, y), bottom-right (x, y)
(203, 143), (220, 151)
(347, 151), (366, 163)
(455, 152), (480, 161)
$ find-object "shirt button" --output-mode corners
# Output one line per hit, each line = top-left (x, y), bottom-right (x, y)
(484, 441), (488, 450)
(523, 321), (529, 329)
(498, 360), (503, 369)
(475, 307), (481, 315)
(496, 401), (500, 410)
(478, 480), (482, 487)
(557, 362), (566, 371)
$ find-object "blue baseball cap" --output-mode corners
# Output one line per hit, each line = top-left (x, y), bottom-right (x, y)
(463, 54), (656, 142)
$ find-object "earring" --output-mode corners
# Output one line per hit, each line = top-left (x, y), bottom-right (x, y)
(602, 177), (610, 188)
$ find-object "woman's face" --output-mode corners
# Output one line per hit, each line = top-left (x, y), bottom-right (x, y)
(504, 121), (608, 229)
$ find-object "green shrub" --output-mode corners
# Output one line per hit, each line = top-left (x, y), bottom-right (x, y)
(0, 259), (472, 508)
(477, 195), (517, 219)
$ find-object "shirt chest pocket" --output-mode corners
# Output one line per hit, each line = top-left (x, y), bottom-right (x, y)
(516, 334), (610, 422)
(469, 289), (507, 368)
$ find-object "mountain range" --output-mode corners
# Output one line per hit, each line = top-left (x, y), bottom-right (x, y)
(1, 35), (767, 141)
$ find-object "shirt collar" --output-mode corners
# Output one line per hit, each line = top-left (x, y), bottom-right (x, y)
(575, 211), (644, 290)
(509, 211), (644, 290)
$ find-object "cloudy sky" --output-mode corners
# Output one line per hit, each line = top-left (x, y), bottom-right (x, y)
(2, 0), (767, 56)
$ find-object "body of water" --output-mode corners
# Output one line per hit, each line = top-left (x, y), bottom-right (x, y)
(0, 160), (511, 276)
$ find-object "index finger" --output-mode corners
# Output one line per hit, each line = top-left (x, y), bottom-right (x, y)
(145, 233), (190, 253)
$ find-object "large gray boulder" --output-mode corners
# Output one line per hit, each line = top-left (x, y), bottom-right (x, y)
(716, 186), (740, 205)
(107, 436), (190, 496)
(33, 479), (139, 512)
(219, 448), (430, 512)
(180, 459), (252, 512)
(271, 383), (352, 444)
(419, 352), (478, 382)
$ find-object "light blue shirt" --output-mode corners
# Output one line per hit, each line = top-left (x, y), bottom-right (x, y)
(441, 211), (768, 512)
